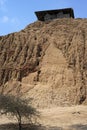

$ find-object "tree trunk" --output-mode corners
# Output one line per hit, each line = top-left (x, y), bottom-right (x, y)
(16, 109), (22, 130)
(18, 122), (22, 130)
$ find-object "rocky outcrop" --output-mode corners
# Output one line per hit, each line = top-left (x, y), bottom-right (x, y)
(0, 18), (87, 107)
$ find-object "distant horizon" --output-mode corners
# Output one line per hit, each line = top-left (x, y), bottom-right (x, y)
(0, 0), (87, 36)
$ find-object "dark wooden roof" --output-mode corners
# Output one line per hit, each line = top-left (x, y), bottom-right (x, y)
(35, 8), (74, 21)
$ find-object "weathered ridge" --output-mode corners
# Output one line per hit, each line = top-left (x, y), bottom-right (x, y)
(0, 18), (87, 107)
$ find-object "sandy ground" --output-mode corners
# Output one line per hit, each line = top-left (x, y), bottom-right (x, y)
(39, 105), (87, 130)
(0, 105), (87, 130)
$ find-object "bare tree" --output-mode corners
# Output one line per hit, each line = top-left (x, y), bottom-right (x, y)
(0, 94), (38, 130)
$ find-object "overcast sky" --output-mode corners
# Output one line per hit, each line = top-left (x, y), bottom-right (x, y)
(0, 0), (87, 36)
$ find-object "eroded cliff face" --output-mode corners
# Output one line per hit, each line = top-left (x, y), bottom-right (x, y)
(0, 18), (87, 107)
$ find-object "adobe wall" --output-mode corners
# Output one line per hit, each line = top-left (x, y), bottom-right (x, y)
(44, 12), (70, 21)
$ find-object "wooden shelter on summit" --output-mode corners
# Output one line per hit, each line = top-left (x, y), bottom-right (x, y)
(35, 8), (74, 21)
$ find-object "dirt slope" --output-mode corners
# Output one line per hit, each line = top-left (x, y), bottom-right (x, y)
(0, 18), (87, 107)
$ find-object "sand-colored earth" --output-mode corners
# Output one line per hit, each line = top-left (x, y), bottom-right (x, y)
(1, 18), (87, 106)
(0, 105), (87, 130)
